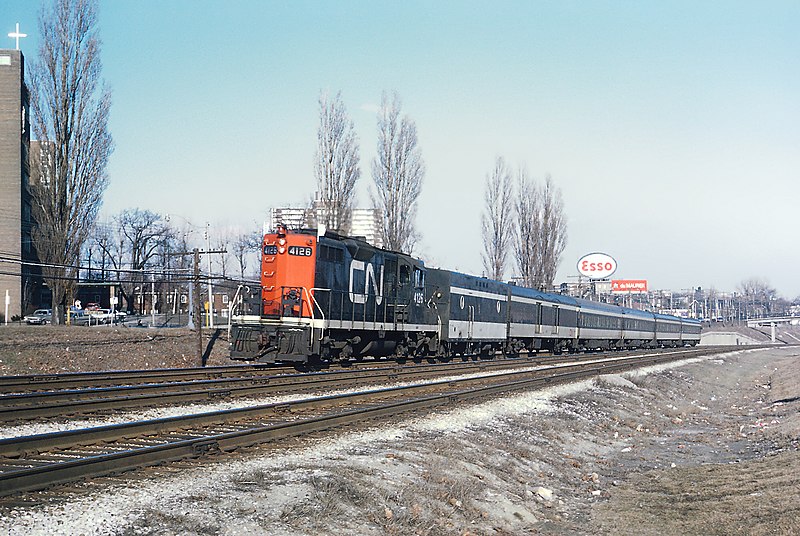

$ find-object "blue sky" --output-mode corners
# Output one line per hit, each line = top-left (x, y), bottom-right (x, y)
(4, 1), (800, 297)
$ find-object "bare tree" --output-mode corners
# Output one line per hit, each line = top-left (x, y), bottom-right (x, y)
(371, 92), (425, 253)
(115, 209), (171, 313)
(213, 229), (232, 279)
(513, 168), (539, 288)
(537, 175), (568, 288)
(514, 171), (568, 290)
(232, 229), (262, 281)
(481, 157), (514, 280)
(738, 277), (777, 319)
(313, 91), (360, 234)
(28, 0), (113, 323)
(87, 223), (117, 281)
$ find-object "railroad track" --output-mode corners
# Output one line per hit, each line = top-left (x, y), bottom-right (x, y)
(0, 364), (279, 393)
(0, 358), (553, 421)
(0, 347), (725, 498)
(0, 353), (632, 422)
(0, 349), (646, 395)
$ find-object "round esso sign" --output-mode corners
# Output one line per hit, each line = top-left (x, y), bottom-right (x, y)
(577, 252), (617, 279)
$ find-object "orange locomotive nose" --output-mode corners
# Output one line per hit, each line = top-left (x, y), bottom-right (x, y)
(261, 230), (317, 318)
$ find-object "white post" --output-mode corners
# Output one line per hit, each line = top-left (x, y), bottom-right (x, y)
(206, 222), (214, 328)
(4, 290), (9, 326)
(187, 280), (195, 330)
(151, 279), (156, 327)
(771, 322), (776, 344)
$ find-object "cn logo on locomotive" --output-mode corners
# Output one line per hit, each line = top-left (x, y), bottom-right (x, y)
(349, 260), (384, 305)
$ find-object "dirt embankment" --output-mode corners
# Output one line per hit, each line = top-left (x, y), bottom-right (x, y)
(591, 350), (800, 535)
(0, 325), (235, 375)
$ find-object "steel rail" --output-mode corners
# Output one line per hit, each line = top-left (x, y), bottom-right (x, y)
(0, 349), (719, 496)
(0, 347), (653, 394)
(0, 356), (625, 456)
(0, 354), (555, 394)
(0, 355), (582, 421)
(0, 364), (278, 393)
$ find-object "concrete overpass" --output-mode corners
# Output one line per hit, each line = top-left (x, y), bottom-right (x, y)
(746, 316), (799, 328)
(746, 316), (800, 344)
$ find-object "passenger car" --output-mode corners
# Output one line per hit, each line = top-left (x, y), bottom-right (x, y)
(24, 309), (52, 325)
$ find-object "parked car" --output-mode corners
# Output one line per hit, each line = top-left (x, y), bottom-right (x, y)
(24, 309), (52, 325)
(69, 309), (91, 326)
(89, 309), (115, 324)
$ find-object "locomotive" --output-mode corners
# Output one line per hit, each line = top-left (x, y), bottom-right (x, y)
(229, 226), (701, 364)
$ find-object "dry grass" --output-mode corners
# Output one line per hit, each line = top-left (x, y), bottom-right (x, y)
(0, 325), (234, 374)
(116, 495), (222, 536)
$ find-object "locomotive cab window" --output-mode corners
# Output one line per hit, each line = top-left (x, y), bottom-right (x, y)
(320, 245), (343, 262)
(414, 268), (425, 289)
(400, 265), (411, 285)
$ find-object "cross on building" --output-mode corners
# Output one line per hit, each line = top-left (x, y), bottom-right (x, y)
(8, 23), (27, 50)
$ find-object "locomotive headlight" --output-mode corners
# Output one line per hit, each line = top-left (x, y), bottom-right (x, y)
(278, 238), (286, 246)
(278, 246), (286, 254)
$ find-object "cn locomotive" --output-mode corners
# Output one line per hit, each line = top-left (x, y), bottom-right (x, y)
(229, 226), (701, 364)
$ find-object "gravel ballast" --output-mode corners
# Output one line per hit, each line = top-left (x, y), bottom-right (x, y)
(0, 344), (797, 535)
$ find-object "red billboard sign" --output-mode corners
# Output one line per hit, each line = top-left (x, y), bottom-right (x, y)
(611, 280), (648, 293)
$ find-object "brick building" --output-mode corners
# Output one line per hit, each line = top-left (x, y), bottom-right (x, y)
(0, 48), (39, 320)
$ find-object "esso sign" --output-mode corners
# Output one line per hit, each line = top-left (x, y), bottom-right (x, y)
(577, 252), (617, 279)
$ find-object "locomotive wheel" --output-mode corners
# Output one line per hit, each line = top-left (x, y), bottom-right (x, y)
(394, 342), (408, 358)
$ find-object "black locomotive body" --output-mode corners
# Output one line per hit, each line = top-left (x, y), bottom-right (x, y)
(229, 228), (701, 363)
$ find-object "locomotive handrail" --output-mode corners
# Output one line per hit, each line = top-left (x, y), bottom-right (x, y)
(227, 284), (249, 338)
(304, 287), (329, 321)
(305, 287), (330, 344)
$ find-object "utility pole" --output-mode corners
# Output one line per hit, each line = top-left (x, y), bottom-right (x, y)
(168, 246), (225, 367)
(205, 223), (214, 328)
(194, 248), (203, 365)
